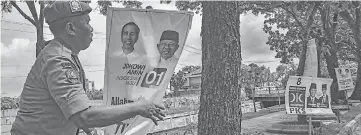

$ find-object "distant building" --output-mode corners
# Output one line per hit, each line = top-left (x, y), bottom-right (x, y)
(178, 68), (202, 96)
(85, 79), (95, 93)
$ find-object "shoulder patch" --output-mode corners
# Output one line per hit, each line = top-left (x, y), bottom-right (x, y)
(66, 69), (81, 84)
(61, 62), (76, 69)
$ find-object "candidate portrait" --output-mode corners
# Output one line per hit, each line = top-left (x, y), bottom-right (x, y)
(121, 22), (140, 55)
(157, 30), (180, 67)
(319, 84), (329, 108)
(307, 83), (319, 108)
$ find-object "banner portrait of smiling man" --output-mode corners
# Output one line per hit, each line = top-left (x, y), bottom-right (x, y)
(103, 7), (193, 135)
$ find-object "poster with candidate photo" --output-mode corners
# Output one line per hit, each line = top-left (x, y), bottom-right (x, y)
(103, 7), (193, 135)
(304, 78), (333, 115)
(285, 76), (333, 115)
(335, 68), (354, 91)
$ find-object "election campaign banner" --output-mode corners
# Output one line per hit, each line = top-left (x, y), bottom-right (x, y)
(305, 77), (333, 115)
(103, 7), (193, 135)
(335, 68), (354, 91)
(286, 76), (312, 114)
(303, 39), (318, 77)
(286, 76), (333, 115)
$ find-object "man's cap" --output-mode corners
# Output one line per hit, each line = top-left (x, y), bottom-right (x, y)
(160, 30), (179, 43)
(44, 0), (92, 24)
(322, 84), (327, 89)
(310, 83), (317, 89)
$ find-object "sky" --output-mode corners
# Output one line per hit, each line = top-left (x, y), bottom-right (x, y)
(1, 0), (282, 97)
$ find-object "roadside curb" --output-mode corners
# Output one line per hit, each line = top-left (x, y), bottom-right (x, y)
(337, 112), (361, 135)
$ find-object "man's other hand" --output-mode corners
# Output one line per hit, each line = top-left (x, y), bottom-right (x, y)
(135, 97), (166, 125)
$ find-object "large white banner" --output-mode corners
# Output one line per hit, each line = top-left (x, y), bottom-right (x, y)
(303, 38), (318, 77)
(103, 7), (193, 135)
(286, 76), (333, 115)
(335, 68), (354, 91)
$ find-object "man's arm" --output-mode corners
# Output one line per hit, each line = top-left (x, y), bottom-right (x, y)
(69, 102), (140, 129)
(70, 97), (165, 129)
(43, 56), (165, 130)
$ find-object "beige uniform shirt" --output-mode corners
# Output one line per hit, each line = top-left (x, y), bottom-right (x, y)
(11, 40), (91, 135)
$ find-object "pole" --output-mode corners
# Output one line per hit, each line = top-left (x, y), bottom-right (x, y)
(309, 116), (312, 135)
(253, 87), (257, 112)
(278, 87), (281, 106)
(345, 90), (349, 109)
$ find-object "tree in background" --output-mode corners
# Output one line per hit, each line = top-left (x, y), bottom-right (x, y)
(1, 0), (53, 57)
(248, 1), (361, 101)
(1, 94), (19, 117)
(275, 63), (298, 88)
(170, 65), (201, 96)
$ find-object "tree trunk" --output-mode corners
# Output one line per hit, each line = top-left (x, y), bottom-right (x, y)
(198, 1), (242, 135)
(35, 16), (45, 57)
(324, 52), (345, 103)
(316, 39), (322, 77)
(36, 30), (45, 57)
(349, 62), (361, 100)
(297, 42), (307, 76)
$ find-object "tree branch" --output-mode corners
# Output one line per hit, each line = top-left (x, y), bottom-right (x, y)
(281, 7), (303, 28)
(39, 1), (45, 30)
(26, 1), (39, 23)
(10, 1), (36, 26)
(340, 7), (361, 49)
(303, 2), (321, 39)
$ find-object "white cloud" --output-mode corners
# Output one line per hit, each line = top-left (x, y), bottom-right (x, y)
(1, 38), (32, 57)
(1, 38), (36, 97)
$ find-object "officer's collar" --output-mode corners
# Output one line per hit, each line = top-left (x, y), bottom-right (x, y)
(54, 38), (79, 55)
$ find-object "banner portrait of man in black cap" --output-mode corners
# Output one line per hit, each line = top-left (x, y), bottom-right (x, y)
(319, 84), (329, 108)
(307, 83), (319, 108)
(157, 30), (180, 67)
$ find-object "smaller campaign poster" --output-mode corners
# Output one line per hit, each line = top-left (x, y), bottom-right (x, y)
(335, 68), (354, 91)
(285, 76), (313, 114)
(305, 78), (333, 115)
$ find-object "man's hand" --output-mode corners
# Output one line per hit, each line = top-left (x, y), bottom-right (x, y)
(135, 97), (166, 125)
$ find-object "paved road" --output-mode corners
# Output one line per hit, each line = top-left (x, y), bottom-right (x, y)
(241, 111), (297, 134)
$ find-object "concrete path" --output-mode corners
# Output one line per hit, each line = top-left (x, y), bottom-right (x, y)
(241, 111), (297, 134)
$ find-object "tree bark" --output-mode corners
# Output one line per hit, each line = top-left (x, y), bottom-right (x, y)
(340, 1), (361, 100)
(320, 5), (345, 103)
(36, 27), (45, 57)
(349, 62), (361, 100)
(198, 1), (242, 135)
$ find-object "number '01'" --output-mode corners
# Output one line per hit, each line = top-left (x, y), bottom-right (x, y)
(145, 71), (165, 85)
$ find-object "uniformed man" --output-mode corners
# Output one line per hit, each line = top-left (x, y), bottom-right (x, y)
(10, 1), (165, 135)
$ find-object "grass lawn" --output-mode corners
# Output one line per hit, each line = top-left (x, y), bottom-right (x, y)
(314, 103), (361, 135)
